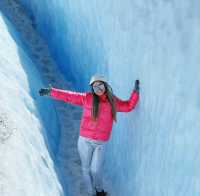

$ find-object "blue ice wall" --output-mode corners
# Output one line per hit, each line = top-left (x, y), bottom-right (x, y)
(18, 0), (200, 196)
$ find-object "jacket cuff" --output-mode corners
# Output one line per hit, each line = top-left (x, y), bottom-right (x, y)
(133, 89), (139, 94)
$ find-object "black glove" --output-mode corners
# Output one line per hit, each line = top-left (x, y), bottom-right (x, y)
(39, 87), (51, 96)
(134, 79), (140, 93)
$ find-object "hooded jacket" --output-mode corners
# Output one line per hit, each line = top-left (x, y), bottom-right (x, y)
(50, 87), (139, 141)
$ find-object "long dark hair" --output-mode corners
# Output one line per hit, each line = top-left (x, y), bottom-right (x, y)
(91, 82), (117, 122)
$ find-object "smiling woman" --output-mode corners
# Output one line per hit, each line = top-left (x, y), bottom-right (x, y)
(92, 81), (106, 96)
(39, 74), (140, 196)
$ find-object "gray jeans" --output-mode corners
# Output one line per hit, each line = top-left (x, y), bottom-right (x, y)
(77, 135), (107, 196)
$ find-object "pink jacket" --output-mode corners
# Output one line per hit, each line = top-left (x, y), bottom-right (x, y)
(50, 87), (139, 141)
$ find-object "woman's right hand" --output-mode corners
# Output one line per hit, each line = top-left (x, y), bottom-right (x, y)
(39, 87), (51, 96)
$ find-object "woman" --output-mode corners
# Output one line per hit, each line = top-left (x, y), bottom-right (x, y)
(39, 75), (140, 196)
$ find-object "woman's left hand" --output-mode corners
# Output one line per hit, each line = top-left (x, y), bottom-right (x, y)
(134, 79), (140, 93)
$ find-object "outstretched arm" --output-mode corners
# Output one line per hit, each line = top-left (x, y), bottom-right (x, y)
(114, 91), (139, 112)
(39, 86), (86, 106)
(50, 87), (86, 106)
(114, 80), (140, 112)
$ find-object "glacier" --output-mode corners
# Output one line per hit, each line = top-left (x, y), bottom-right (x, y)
(0, 10), (64, 196)
(1, 0), (200, 196)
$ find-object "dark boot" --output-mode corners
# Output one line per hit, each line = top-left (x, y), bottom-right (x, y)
(96, 190), (107, 196)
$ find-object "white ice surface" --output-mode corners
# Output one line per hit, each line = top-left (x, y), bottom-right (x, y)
(0, 11), (65, 196)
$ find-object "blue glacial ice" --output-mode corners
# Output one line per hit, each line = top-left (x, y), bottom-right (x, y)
(1, 0), (200, 196)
